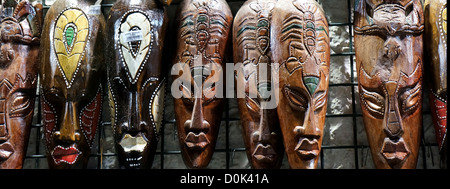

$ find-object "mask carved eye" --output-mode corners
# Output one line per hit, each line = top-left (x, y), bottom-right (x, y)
(361, 87), (385, 118)
(284, 86), (308, 111)
(9, 92), (33, 117)
(399, 82), (421, 116)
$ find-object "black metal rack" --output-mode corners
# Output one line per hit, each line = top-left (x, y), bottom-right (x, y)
(23, 0), (441, 169)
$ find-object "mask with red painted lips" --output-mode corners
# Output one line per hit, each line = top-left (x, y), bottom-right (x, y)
(40, 0), (105, 169)
(51, 144), (82, 165)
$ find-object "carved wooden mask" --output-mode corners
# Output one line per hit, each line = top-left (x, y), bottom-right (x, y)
(173, 0), (232, 168)
(354, 0), (424, 169)
(40, 0), (105, 169)
(0, 1), (41, 169)
(106, 0), (168, 169)
(234, 0), (284, 169)
(423, 0), (447, 154)
(271, 0), (330, 169)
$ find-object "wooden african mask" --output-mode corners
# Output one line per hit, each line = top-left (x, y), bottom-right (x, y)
(354, 0), (424, 169)
(233, 0), (284, 169)
(106, 0), (168, 169)
(0, 0), (42, 169)
(423, 0), (447, 155)
(271, 0), (330, 169)
(172, 0), (232, 168)
(40, 0), (105, 169)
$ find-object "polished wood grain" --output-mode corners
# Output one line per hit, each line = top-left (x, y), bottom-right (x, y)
(233, 0), (284, 169)
(0, 1), (42, 169)
(172, 0), (232, 169)
(271, 0), (330, 169)
(354, 0), (424, 169)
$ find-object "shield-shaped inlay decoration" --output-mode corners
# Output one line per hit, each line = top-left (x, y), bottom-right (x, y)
(54, 8), (90, 88)
(119, 10), (153, 83)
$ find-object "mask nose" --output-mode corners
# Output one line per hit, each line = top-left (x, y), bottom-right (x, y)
(184, 97), (210, 134)
(55, 102), (82, 143)
(293, 106), (321, 139)
(384, 82), (403, 140)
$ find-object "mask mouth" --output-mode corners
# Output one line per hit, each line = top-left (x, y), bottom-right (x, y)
(252, 144), (277, 162)
(184, 132), (210, 151)
(380, 137), (410, 168)
(0, 141), (14, 161)
(122, 151), (143, 169)
(119, 133), (148, 153)
(51, 144), (81, 165)
(118, 133), (148, 169)
(294, 138), (320, 160)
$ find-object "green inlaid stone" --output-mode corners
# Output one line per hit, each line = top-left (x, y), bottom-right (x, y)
(258, 82), (271, 100)
(306, 22), (315, 29)
(303, 76), (319, 94)
(197, 15), (207, 23)
(65, 26), (75, 47)
(237, 26), (257, 37)
(281, 23), (303, 34)
(257, 20), (269, 27)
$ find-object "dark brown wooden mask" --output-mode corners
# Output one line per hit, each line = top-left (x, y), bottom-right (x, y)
(271, 0), (330, 169)
(354, 0), (424, 169)
(40, 0), (105, 169)
(423, 0), (447, 154)
(233, 0), (284, 169)
(106, 0), (168, 169)
(0, 1), (42, 169)
(172, 0), (232, 169)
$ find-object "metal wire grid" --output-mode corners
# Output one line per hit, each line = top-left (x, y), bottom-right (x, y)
(23, 0), (440, 169)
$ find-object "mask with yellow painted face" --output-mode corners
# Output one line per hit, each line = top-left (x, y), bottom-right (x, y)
(40, 0), (105, 169)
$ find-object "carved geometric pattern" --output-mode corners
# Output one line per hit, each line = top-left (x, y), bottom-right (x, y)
(179, 0), (229, 67)
(0, 79), (12, 141)
(281, 1), (328, 76)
